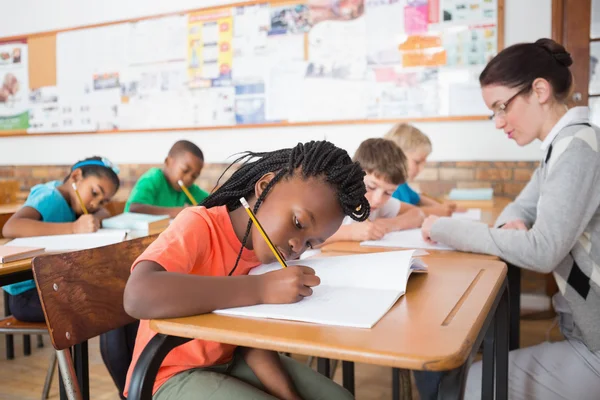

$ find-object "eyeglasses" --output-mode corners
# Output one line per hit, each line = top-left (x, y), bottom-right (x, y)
(489, 86), (530, 121)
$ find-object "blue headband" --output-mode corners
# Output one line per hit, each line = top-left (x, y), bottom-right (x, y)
(72, 158), (120, 174)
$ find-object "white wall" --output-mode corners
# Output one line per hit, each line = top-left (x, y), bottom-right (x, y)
(0, 0), (552, 165)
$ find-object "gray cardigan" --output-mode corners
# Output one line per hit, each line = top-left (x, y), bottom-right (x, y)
(430, 121), (600, 351)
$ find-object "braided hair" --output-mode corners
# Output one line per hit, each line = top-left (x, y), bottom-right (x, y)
(202, 140), (370, 275)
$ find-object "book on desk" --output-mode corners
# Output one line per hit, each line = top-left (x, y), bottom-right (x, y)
(215, 250), (427, 328)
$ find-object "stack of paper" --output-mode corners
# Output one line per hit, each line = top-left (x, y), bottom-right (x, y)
(361, 229), (454, 250)
(448, 188), (493, 201)
(215, 250), (427, 328)
(452, 208), (482, 221)
(102, 212), (170, 234)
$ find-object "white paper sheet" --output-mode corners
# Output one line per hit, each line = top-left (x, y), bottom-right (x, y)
(361, 229), (454, 251)
(7, 229), (128, 252)
(215, 250), (426, 328)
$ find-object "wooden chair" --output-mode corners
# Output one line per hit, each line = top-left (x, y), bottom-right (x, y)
(32, 235), (156, 400)
(0, 316), (56, 398)
(0, 180), (19, 205)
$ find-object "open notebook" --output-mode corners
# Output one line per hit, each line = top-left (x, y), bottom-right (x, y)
(6, 229), (128, 252)
(361, 229), (454, 250)
(214, 250), (427, 328)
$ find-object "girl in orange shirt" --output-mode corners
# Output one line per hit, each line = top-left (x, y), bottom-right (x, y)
(124, 141), (370, 400)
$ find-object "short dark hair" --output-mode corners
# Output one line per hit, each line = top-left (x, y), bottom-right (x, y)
(168, 140), (204, 160)
(353, 138), (407, 185)
(65, 156), (120, 190)
(479, 38), (573, 103)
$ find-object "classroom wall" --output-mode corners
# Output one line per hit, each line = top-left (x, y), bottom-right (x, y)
(0, 0), (552, 166)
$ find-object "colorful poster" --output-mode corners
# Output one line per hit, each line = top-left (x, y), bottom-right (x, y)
(269, 4), (311, 35)
(309, 0), (365, 25)
(404, 1), (429, 34)
(188, 9), (234, 88)
(0, 41), (29, 130)
(28, 86), (60, 133)
(235, 82), (266, 124)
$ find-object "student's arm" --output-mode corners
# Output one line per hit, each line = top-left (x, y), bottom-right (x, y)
(123, 209), (320, 319)
(128, 203), (184, 219)
(124, 261), (319, 319)
(93, 207), (111, 221)
(418, 195), (456, 217)
(2, 207), (99, 238)
(126, 170), (183, 217)
(374, 201), (424, 232)
(241, 348), (302, 400)
(424, 139), (600, 273)
(321, 221), (387, 244)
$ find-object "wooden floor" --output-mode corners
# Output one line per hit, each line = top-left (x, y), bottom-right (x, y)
(0, 313), (564, 400)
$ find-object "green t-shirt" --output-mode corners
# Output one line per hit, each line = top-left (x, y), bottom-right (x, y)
(125, 168), (209, 212)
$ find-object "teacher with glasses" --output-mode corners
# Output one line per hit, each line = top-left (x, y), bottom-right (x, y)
(420, 38), (600, 399)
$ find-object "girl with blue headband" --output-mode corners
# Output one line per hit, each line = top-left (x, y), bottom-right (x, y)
(2, 156), (120, 322)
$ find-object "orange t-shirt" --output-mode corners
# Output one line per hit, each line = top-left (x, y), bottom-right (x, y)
(123, 206), (260, 396)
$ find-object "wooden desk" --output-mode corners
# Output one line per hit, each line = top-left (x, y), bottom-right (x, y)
(127, 257), (509, 400)
(0, 203), (22, 215)
(0, 203), (21, 239)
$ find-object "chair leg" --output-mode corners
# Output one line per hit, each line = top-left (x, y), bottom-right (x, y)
(4, 291), (14, 360)
(42, 351), (57, 399)
(306, 356), (314, 367)
(37, 335), (44, 348)
(56, 349), (83, 400)
(24, 334), (32, 355)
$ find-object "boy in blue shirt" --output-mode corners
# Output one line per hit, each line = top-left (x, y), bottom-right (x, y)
(385, 123), (458, 216)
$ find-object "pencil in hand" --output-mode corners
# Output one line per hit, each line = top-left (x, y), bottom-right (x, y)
(71, 182), (89, 215)
(178, 180), (198, 206)
(240, 197), (287, 269)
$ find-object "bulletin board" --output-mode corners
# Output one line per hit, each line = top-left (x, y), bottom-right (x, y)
(0, 0), (504, 137)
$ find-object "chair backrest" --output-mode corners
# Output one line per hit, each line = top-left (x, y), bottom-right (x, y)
(32, 235), (157, 350)
(0, 180), (19, 204)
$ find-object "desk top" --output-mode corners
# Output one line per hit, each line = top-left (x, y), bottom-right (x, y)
(150, 256), (507, 371)
(0, 203), (22, 215)
(0, 230), (157, 276)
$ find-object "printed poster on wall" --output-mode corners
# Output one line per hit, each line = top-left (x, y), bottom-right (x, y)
(188, 9), (234, 88)
(0, 41), (29, 130)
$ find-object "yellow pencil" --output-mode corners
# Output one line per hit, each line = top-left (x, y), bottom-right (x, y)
(178, 180), (198, 206)
(71, 182), (88, 215)
(240, 197), (287, 268)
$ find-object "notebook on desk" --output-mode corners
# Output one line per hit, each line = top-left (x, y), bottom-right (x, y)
(102, 212), (170, 235)
(6, 229), (128, 252)
(0, 245), (45, 263)
(214, 250), (427, 328)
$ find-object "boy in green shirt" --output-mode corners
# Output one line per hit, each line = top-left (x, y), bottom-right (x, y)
(125, 140), (210, 218)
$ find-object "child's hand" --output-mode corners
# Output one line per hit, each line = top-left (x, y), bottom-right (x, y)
(501, 219), (528, 231)
(421, 215), (440, 243)
(350, 220), (387, 241)
(259, 266), (321, 304)
(72, 214), (100, 233)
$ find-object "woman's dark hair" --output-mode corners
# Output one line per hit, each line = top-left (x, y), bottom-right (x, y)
(202, 140), (370, 275)
(480, 38), (573, 102)
(64, 156), (120, 191)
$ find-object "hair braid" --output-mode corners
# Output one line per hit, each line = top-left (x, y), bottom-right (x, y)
(201, 141), (370, 275)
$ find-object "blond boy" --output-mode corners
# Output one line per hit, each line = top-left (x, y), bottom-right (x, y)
(385, 123), (457, 216)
